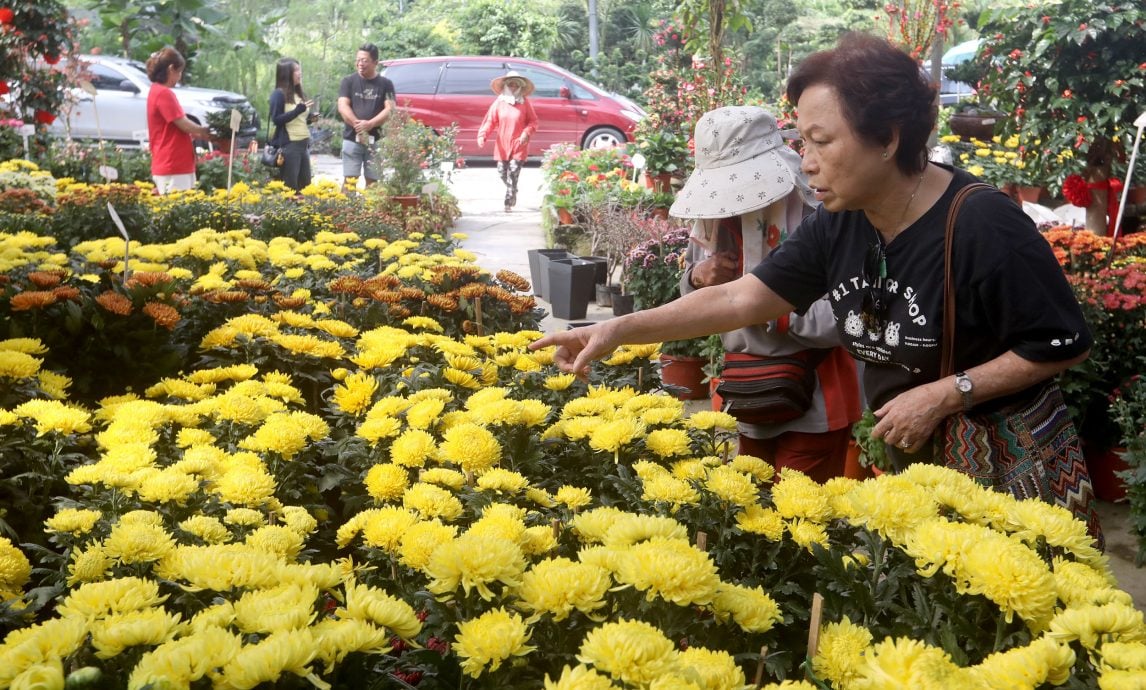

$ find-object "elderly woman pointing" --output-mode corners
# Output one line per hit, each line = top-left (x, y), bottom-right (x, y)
(531, 33), (1102, 543)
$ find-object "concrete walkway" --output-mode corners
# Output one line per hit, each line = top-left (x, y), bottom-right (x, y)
(311, 154), (1144, 609)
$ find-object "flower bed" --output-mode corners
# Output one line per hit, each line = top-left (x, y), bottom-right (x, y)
(0, 190), (1141, 687)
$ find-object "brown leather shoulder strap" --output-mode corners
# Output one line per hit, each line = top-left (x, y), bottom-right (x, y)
(941, 183), (994, 378)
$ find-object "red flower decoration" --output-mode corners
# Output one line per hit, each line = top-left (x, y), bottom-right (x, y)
(1063, 174), (1091, 207)
(44, 54), (59, 65)
(33, 110), (55, 125)
(0, 8), (13, 25)
(0, 81), (7, 95)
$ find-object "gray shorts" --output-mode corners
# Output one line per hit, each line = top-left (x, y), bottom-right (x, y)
(341, 138), (380, 181)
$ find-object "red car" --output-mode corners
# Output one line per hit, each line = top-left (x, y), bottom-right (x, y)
(380, 56), (646, 159)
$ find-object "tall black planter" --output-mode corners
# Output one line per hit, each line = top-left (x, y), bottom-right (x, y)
(547, 258), (597, 320)
(527, 249), (574, 301)
(579, 255), (609, 285)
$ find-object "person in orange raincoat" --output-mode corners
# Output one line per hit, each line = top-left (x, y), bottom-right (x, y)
(477, 71), (538, 212)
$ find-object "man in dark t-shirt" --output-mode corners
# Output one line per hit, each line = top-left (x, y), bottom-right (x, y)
(337, 42), (395, 190)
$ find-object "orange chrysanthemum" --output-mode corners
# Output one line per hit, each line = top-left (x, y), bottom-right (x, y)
(143, 302), (181, 330)
(125, 272), (175, 289)
(27, 271), (64, 288)
(10, 291), (58, 311)
(95, 291), (133, 316)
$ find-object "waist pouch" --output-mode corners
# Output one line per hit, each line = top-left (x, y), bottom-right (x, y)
(715, 350), (831, 425)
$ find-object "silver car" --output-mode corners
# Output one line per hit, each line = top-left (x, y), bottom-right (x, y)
(48, 54), (259, 146)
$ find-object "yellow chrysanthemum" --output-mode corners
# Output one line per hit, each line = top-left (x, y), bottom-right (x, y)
(356, 506), (420, 553)
(644, 428), (693, 458)
(686, 411), (737, 431)
(89, 608), (183, 659)
(476, 468), (529, 494)
(676, 646), (745, 690)
(518, 557), (610, 621)
(641, 473), (700, 507)
(45, 508), (102, 536)
(454, 607), (536, 678)
(424, 532), (526, 600)
(331, 371), (379, 415)
(57, 576), (166, 619)
(215, 629), (317, 689)
(179, 515), (232, 544)
(389, 429), (437, 467)
(397, 519), (458, 570)
(419, 467), (466, 490)
(214, 466), (277, 507)
(1047, 602), (1146, 651)
(729, 454), (774, 483)
(0, 537), (31, 593)
(967, 635), (1076, 688)
(854, 636), (961, 688)
(364, 463), (409, 503)
(128, 627), (243, 689)
(103, 522), (176, 565)
(340, 581), (423, 639)
(232, 581), (318, 634)
(570, 506), (629, 544)
(711, 582), (781, 634)
(589, 417), (645, 454)
(438, 423), (501, 473)
(812, 616), (874, 686)
(576, 619), (677, 686)
(905, 518), (1057, 629)
(0, 350), (41, 379)
(704, 465), (759, 507)
(403, 482), (464, 521)
(554, 485), (593, 510)
(735, 504), (785, 541)
(614, 537), (719, 606)
(245, 525), (305, 560)
(544, 665), (617, 690)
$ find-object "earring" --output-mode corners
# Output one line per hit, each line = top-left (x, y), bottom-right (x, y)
(882, 152), (889, 160)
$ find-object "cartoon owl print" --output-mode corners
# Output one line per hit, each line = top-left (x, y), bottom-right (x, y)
(844, 310), (864, 337)
(884, 321), (901, 347)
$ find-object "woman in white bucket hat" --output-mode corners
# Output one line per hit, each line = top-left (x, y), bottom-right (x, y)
(675, 106), (861, 483)
(477, 71), (538, 212)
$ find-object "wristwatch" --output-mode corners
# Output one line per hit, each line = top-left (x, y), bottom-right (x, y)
(954, 372), (974, 412)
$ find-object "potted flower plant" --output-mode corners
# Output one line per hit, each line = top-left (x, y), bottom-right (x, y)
(372, 105), (458, 202)
(204, 104), (257, 152)
(634, 127), (690, 192)
(1110, 375), (1146, 565)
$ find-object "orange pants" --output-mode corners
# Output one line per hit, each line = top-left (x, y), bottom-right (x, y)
(738, 427), (852, 484)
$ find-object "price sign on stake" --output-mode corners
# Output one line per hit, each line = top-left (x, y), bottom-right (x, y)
(226, 109), (242, 190)
(107, 202), (132, 281)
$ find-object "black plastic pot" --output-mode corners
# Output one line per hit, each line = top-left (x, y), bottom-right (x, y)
(527, 249), (574, 301)
(548, 258), (597, 320)
(612, 293), (635, 316)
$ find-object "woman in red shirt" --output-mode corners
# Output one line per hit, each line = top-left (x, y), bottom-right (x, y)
(477, 71), (538, 213)
(145, 47), (210, 194)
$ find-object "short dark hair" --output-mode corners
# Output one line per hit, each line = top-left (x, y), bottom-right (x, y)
(146, 46), (185, 84)
(786, 32), (937, 175)
(358, 43), (379, 62)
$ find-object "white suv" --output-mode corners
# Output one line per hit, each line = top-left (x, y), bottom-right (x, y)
(47, 55), (260, 146)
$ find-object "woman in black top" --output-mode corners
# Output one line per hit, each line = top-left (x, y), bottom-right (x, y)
(268, 57), (315, 192)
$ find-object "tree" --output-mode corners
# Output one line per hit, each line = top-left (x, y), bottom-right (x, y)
(452, 0), (559, 58)
(976, 0), (1146, 232)
(0, 0), (74, 131)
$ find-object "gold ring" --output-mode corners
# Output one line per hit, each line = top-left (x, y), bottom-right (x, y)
(899, 440), (910, 448)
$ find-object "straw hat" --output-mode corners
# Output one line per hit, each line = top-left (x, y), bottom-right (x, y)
(670, 106), (815, 219)
(490, 71), (535, 98)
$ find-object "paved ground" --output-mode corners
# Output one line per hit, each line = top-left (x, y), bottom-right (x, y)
(312, 154), (1144, 609)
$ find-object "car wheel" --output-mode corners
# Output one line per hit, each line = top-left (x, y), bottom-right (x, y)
(582, 127), (625, 150)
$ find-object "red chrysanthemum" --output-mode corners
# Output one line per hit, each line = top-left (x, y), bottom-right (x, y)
(1062, 174), (1091, 207)
(33, 110), (55, 125)
(0, 8), (13, 25)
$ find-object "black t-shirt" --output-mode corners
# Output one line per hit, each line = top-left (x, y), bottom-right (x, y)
(338, 73), (396, 141)
(753, 166), (1092, 411)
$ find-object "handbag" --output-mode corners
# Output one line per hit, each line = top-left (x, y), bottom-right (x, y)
(260, 108), (282, 168)
(715, 349), (831, 425)
(939, 183), (1103, 543)
(260, 144), (281, 168)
